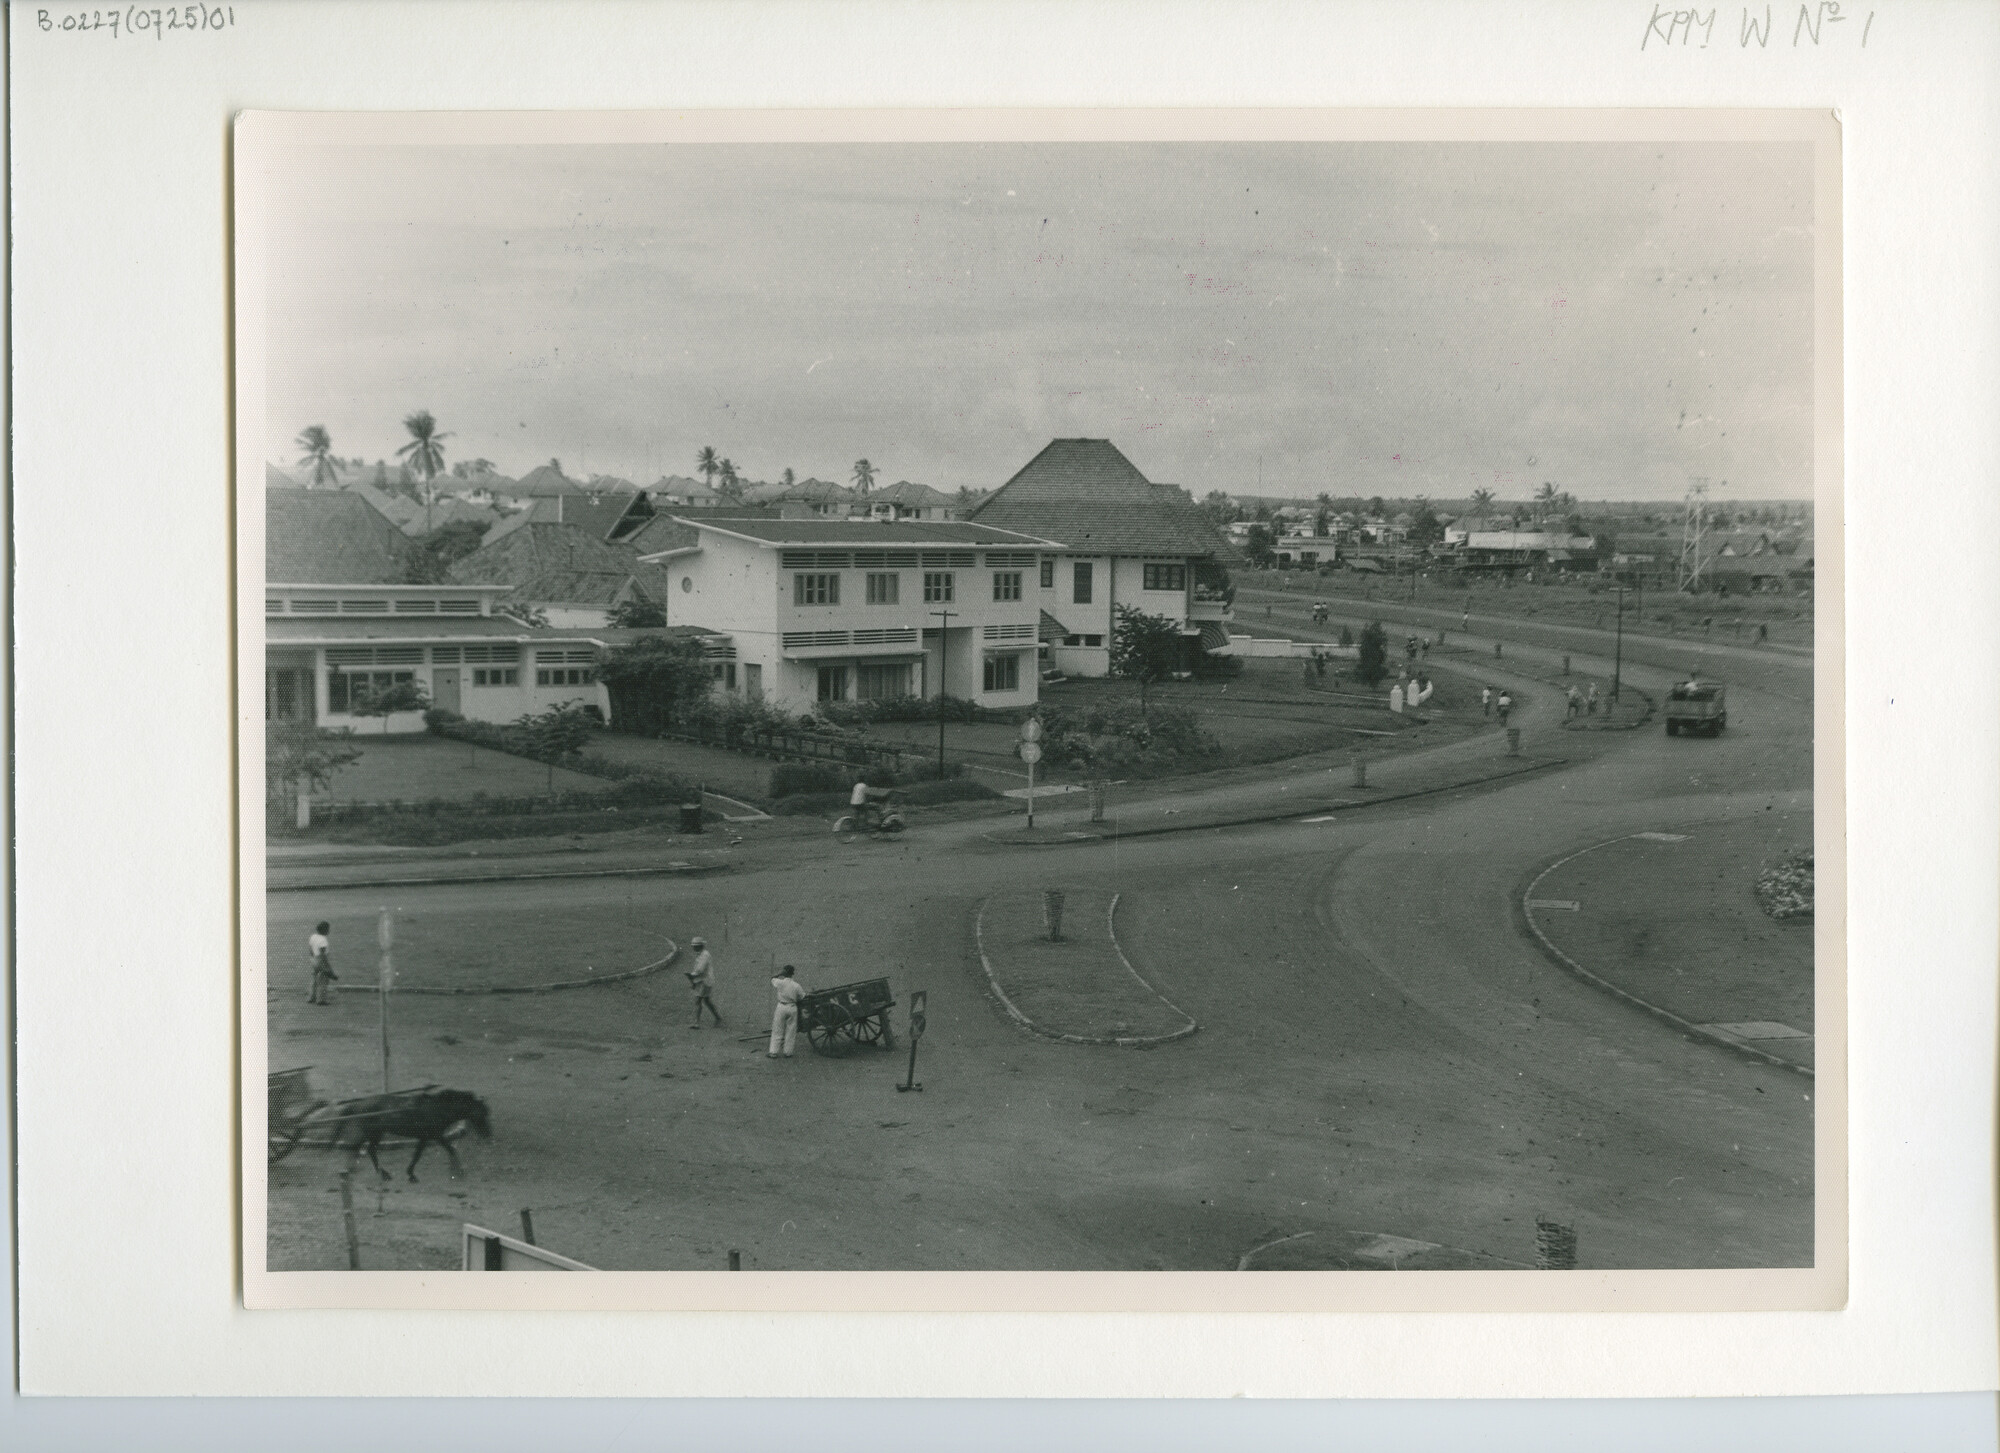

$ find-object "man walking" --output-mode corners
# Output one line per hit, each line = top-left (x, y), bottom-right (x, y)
(1496, 690), (1513, 726)
(685, 936), (721, 1028)
(768, 964), (807, 1059)
(1481, 686), (1493, 719)
(1566, 685), (1581, 720)
(1586, 682), (1599, 716)
(306, 921), (337, 1005)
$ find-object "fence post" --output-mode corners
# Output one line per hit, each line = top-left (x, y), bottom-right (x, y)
(1506, 727), (1521, 756)
(1043, 890), (1066, 942)
(1350, 749), (1367, 788)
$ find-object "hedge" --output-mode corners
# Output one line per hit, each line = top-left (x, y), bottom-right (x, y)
(769, 776), (1000, 817)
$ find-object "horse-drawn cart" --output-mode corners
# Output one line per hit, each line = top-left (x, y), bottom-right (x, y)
(268, 1067), (328, 1163)
(267, 1072), (491, 1179)
(799, 977), (897, 1055)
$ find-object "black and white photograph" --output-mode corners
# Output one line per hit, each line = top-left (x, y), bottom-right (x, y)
(240, 110), (1838, 1300)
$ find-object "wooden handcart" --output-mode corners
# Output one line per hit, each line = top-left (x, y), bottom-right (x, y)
(798, 977), (897, 1055)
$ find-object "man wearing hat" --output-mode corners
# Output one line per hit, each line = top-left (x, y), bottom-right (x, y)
(685, 936), (721, 1029)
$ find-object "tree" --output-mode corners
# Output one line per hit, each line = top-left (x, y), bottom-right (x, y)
(1356, 620), (1389, 685)
(1367, 495), (1385, 518)
(348, 677), (431, 734)
(1408, 499), (1444, 546)
(696, 446), (719, 491)
(1199, 489), (1238, 527)
(451, 457), (497, 480)
(606, 596), (667, 629)
(295, 425), (338, 488)
(780, 467), (796, 489)
(397, 409), (453, 533)
(403, 519), (491, 584)
(266, 720), (363, 806)
(1244, 522), (1276, 567)
(1534, 481), (1559, 526)
(1109, 603), (1183, 706)
(595, 635), (714, 736)
(715, 459), (743, 502)
(1469, 487), (1495, 516)
(851, 459), (878, 494)
(513, 701), (596, 791)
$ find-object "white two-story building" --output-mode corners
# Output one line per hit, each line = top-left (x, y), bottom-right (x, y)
(640, 517), (1059, 714)
(968, 439), (1239, 678)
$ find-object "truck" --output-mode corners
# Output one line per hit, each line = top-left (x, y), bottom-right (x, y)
(1664, 680), (1727, 736)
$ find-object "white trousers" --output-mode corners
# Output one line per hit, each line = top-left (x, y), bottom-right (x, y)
(769, 1004), (798, 1056)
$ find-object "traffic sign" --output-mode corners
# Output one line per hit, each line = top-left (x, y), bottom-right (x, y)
(1020, 717), (1043, 743)
(1018, 741), (1043, 764)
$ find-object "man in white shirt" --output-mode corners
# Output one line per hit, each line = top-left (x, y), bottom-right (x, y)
(306, 921), (337, 1005)
(849, 777), (892, 831)
(768, 965), (807, 1058)
(685, 936), (721, 1029)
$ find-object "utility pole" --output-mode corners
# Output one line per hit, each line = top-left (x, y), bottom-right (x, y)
(376, 908), (396, 1092)
(1611, 585), (1626, 705)
(930, 607), (956, 778)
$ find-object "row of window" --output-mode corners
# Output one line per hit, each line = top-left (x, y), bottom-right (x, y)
(807, 656), (1024, 701)
(813, 662), (916, 703)
(791, 561), (1183, 608)
(793, 571), (1025, 607)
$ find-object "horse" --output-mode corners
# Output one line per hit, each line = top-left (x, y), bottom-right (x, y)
(331, 1087), (492, 1182)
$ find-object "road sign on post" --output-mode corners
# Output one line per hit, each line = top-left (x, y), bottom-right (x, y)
(1019, 717), (1044, 828)
(898, 990), (927, 1093)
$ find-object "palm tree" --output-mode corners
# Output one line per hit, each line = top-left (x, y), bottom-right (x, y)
(1534, 481), (1559, 527)
(696, 446), (719, 492)
(396, 410), (453, 532)
(294, 425), (338, 489)
(851, 459), (878, 495)
(717, 459), (742, 503)
(1469, 487), (1495, 516)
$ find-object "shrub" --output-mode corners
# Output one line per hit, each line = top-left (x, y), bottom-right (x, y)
(423, 706), (465, 734)
(770, 761), (850, 798)
(1356, 620), (1389, 684)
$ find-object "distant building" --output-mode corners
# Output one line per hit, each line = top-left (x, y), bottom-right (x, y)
(447, 520), (675, 628)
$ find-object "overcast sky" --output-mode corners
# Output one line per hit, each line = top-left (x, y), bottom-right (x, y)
(262, 140), (1815, 501)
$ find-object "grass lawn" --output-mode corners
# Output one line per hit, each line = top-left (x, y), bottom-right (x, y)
(321, 735), (612, 803)
(1245, 570), (1813, 648)
(579, 730), (779, 802)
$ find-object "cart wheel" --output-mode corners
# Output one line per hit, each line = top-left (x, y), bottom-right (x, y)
(845, 1013), (889, 1049)
(805, 1017), (843, 1052)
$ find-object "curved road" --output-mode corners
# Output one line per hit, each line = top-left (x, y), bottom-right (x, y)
(266, 619), (1814, 1272)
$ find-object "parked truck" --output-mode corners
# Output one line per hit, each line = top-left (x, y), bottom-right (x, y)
(1664, 680), (1728, 736)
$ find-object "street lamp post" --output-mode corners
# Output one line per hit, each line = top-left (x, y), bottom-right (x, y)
(1611, 585), (1626, 705)
(930, 607), (956, 778)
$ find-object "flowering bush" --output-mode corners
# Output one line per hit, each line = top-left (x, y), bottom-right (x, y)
(1755, 852), (1814, 920)
(1034, 699), (1221, 775)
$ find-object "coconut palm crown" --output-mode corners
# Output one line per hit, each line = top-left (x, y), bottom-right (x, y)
(295, 424), (338, 488)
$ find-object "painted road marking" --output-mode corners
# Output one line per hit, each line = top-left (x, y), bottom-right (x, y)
(1633, 832), (1690, 842)
(1352, 1233), (1442, 1266)
(1526, 899), (1581, 911)
(1702, 1021), (1809, 1041)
